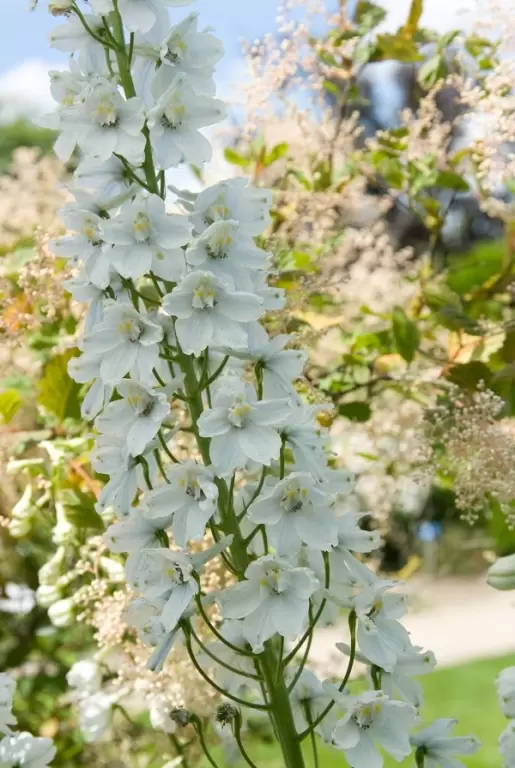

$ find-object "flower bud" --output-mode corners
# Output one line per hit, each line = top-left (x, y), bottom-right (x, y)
(487, 554), (515, 591)
(48, 0), (73, 15)
(36, 583), (61, 608)
(48, 597), (75, 627)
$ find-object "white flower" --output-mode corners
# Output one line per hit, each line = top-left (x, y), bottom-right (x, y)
(162, 272), (262, 356)
(49, 14), (103, 54)
(124, 596), (168, 646)
(203, 621), (259, 694)
(197, 378), (288, 474)
(185, 220), (270, 289)
(81, 304), (163, 385)
(117, 0), (192, 33)
(134, 12), (223, 102)
(228, 324), (306, 399)
(104, 506), (168, 553)
(330, 688), (416, 768)
(247, 472), (338, 556)
(75, 156), (130, 197)
(141, 462), (218, 546)
(338, 641), (436, 709)
(78, 691), (115, 743)
(96, 380), (170, 456)
(501, 722), (515, 768)
(220, 555), (318, 652)
(0, 732), (56, 767)
(332, 512), (382, 556)
(288, 669), (336, 743)
(190, 178), (272, 236)
(101, 194), (191, 280)
(281, 403), (331, 479)
(63, 84), (146, 163)
(0, 673), (16, 735)
(147, 74), (226, 169)
(411, 718), (480, 768)
(67, 660), (102, 696)
(350, 577), (411, 673)
(94, 433), (157, 514)
(498, 667), (515, 717)
(125, 548), (199, 630)
(149, 694), (177, 734)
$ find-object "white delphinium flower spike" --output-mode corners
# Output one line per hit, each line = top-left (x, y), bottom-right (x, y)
(197, 378), (288, 474)
(140, 461), (218, 546)
(95, 379), (170, 456)
(247, 472), (338, 556)
(202, 621), (259, 695)
(81, 304), (163, 385)
(328, 687), (416, 768)
(411, 718), (481, 767)
(162, 272), (262, 356)
(220, 555), (318, 652)
(116, 0), (193, 33)
(94, 434), (157, 514)
(147, 75), (226, 169)
(101, 194), (191, 280)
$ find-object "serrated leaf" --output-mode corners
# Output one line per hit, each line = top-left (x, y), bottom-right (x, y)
(338, 402), (372, 422)
(38, 350), (81, 423)
(223, 148), (250, 167)
(392, 306), (420, 363)
(0, 389), (22, 424)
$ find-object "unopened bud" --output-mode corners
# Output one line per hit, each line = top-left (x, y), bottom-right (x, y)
(170, 708), (191, 728)
(487, 554), (515, 591)
(215, 703), (238, 727)
(48, 0), (73, 14)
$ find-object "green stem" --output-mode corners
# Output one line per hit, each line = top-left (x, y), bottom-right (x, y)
(259, 644), (307, 768)
(169, 733), (190, 768)
(298, 610), (357, 741)
(233, 711), (259, 768)
(415, 747), (426, 768)
(304, 704), (319, 768)
(191, 717), (221, 768)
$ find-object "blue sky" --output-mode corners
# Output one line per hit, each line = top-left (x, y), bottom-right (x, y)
(0, 0), (477, 122)
(0, 1), (282, 77)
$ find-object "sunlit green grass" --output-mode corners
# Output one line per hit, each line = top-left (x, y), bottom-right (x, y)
(200, 654), (514, 767)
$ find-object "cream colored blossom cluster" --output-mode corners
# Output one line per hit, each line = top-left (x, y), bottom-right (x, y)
(422, 385), (515, 525)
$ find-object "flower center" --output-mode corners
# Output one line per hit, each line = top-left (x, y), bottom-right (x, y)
(132, 212), (152, 243)
(162, 99), (186, 130)
(166, 564), (187, 584)
(206, 227), (234, 259)
(118, 319), (143, 342)
(192, 282), (216, 309)
(164, 37), (187, 64)
(81, 218), (102, 246)
(281, 484), (309, 513)
(94, 98), (119, 127)
(353, 703), (381, 730)
(228, 399), (252, 428)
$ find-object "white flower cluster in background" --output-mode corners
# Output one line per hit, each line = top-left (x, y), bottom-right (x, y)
(40, 1), (482, 766)
(0, 673), (56, 767)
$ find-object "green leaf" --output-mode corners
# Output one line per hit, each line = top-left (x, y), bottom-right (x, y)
(445, 361), (492, 390)
(391, 306), (420, 363)
(501, 330), (515, 363)
(38, 350), (81, 423)
(0, 389), (22, 424)
(375, 33), (423, 62)
(436, 306), (483, 335)
(436, 170), (469, 191)
(61, 489), (104, 530)
(423, 283), (463, 311)
(338, 402), (372, 422)
(263, 142), (288, 167)
(354, 0), (387, 30)
(223, 148), (250, 167)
